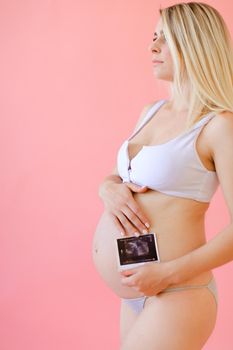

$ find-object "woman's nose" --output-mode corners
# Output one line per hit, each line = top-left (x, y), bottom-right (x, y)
(148, 41), (161, 53)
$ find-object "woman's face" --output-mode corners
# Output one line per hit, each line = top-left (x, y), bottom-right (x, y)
(148, 17), (174, 81)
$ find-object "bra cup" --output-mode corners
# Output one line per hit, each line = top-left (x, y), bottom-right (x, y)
(117, 101), (219, 202)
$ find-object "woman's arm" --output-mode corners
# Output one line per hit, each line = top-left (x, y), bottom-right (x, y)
(168, 223), (233, 285)
(167, 111), (233, 285)
(98, 101), (157, 236)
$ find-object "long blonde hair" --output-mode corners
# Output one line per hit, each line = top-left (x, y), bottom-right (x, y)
(159, 2), (233, 129)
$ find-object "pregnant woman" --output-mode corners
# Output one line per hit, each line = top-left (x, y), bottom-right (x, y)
(92, 2), (233, 349)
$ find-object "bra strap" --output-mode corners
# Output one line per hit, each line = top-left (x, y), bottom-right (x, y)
(128, 99), (167, 140)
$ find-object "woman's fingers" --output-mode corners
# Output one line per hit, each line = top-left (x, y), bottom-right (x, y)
(121, 206), (149, 235)
(109, 213), (126, 236)
(116, 211), (140, 236)
(109, 212), (144, 238)
(122, 185), (150, 229)
(124, 182), (149, 193)
(116, 205), (149, 236)
(101, 181), (150, 236)
(127, 201), (150, 230)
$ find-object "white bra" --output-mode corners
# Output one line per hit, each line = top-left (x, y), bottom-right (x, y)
(117, 99), (219, 202)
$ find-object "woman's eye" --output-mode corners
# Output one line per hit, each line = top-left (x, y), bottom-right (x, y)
(152, 34), (166, 42)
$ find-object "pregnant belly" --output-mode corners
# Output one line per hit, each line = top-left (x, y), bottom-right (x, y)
(92, 211), (145, 298)
(92, 192), (211, 299)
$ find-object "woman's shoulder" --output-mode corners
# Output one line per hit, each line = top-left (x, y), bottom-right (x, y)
(207, 110), (233, 218)
(207, 110), (233, 136)
(132, 99), (163, 132)
(205, 110), (233, 155)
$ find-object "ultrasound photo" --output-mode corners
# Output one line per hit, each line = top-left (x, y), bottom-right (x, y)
(125, 240), (149, 256)
(116, 233), (159, 266)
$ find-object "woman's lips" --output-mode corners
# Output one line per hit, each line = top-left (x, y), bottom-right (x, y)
(152, 60), (163, 64)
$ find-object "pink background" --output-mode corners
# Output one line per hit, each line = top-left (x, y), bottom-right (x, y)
(0, 1), (232, 349)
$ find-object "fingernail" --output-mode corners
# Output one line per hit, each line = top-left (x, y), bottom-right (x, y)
(120, 232), (124, 237)
(145, 223), (150, 228)
(142, 229), (148, 235)
(134, 232), (140, 237)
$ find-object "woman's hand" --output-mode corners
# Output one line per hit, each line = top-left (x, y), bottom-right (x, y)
(99, 180), (150, 236)
(120, 262), (173, 296)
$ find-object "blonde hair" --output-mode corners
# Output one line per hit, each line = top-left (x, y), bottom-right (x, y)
(159, 2), (233, 129)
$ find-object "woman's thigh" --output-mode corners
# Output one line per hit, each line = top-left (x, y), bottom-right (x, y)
(120, 300), (139, 345)
(120, 288), (218, 350)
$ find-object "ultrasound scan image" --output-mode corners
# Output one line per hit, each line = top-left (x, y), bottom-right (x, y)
(117, 233), (159, 266)
(125, 240), (149, 256)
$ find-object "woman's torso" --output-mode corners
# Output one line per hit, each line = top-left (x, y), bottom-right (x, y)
(92, 99), (219, 298)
